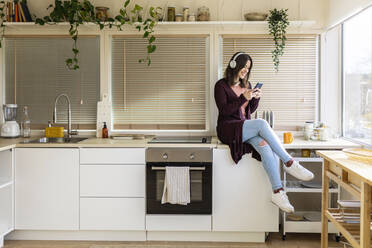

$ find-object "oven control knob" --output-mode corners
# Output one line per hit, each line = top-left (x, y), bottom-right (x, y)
(162, 153), (168, 160)
(190, 153), (195, 160)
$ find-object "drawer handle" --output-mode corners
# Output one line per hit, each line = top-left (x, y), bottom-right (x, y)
(151, 166), (205, 171)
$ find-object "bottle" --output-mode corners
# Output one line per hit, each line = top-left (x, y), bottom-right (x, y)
(102, 122), (108, 138)
(22, 106), (31, 138)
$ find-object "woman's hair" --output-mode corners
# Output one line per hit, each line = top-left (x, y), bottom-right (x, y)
(224, 52), (253, 88)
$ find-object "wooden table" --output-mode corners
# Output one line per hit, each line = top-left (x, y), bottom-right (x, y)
(317, 150), (372, 248)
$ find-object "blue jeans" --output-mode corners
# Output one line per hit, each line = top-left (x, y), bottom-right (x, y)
(242, 119), (292, 190)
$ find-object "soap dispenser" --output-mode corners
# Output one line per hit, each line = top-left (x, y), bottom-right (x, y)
(102, 122), (108, 138)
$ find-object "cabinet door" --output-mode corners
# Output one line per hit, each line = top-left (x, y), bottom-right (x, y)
(80, 198), (145, 230)
(212, 149), (279, 232)
(15, 148), (79, 230)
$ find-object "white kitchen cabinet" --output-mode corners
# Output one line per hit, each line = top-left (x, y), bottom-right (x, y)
(80, 164), (145, 197)
(0, 149), (14, 247)
(212, 149), (279, 232)
(79, 148), (146, 231)
(15, 148), (79, 230)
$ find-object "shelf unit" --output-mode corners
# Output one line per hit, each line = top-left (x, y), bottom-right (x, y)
(318, 150), (372, 248)
(0, 148), (14, 248)
(282, 150), (340, 240)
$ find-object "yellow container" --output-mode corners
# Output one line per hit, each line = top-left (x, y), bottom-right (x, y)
(45, 127), (64, 138)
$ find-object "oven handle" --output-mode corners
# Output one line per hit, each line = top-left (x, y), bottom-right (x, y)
(151, 166), (205, 171)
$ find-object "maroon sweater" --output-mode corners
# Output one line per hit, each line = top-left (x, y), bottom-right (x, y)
(214, 78), (261, 164)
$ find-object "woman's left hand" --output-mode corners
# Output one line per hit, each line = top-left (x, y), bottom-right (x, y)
(252, 88), (262, 99)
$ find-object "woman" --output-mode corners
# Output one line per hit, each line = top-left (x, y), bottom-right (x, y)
(214, 52), (314, 213)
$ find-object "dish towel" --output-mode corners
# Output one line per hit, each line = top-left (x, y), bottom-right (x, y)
(161, 166), (190, 205)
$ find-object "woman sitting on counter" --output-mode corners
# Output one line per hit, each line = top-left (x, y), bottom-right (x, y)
(214, 52), (314, 213)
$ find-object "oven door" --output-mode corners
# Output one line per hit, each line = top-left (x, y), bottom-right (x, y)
(146, 162), (212, 214)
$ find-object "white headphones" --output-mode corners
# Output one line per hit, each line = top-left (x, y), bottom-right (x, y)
(229, 52), (245, 69)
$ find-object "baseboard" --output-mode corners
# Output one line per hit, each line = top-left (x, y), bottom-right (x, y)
(5, 230), (266, 243)
(5, 230), (146, 241)
(146, 231), (266, 242)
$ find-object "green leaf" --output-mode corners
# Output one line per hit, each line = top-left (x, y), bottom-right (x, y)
(124, 0), (130, 7)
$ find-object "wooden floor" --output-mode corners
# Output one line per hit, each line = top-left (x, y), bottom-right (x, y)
(4, 233), (344, 248)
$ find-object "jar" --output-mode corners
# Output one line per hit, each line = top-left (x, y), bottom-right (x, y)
(197, 6), (210, 21)
(175, 14), (183, 22)
(95, 6), (109, 21)
(304, 121), (314, 140)
(167, 6), (176, 21)
(188, 13), (196, 21)
(183, 7), (189, 22)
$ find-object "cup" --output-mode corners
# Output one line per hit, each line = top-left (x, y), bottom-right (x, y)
(283, 132), (293, 144)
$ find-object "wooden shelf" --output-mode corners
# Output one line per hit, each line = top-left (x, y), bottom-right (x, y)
(2, 20), (321, 34)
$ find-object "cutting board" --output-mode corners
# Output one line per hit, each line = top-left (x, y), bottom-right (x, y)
(343, 148), (372, 164)
(96, 94), (112, 138)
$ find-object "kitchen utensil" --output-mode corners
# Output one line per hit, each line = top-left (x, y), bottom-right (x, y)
(303, 212), (321, 222)
(244, 12), (268, 21)
(1, 104), (20, 137)
(300, 181), (322, 188)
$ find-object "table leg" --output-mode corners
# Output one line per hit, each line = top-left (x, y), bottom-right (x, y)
(321, 160), (329, 248)
(360, 182), (371, 248)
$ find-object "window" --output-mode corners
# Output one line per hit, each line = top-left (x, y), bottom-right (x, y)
(111, 36), (209, 130)
(5, 37), (100, 130)
(222, 35), (318, 130)
(343, 7), (372, 145)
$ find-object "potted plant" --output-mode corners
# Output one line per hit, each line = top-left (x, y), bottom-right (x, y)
(267, 8), (289, 72)
(34, 0), (160, 70)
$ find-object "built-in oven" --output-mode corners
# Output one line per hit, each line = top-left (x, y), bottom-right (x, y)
(146, 147), (212, 215)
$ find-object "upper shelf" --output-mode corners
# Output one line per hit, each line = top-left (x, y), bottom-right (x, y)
(2, 20), (322, 35)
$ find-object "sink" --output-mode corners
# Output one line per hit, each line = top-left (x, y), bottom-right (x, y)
(23, 137), (88, 144)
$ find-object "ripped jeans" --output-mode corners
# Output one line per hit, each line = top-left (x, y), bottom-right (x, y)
(242, 119), (292, 191)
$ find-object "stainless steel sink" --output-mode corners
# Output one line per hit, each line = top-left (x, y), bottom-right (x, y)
(23, 137), (88, 144)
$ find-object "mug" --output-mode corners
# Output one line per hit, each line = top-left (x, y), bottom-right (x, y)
(283, 132), (293, 144)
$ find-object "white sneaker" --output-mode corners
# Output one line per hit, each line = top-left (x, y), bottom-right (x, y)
(284, 160), (314, 181)
(271, 191), (294, 213)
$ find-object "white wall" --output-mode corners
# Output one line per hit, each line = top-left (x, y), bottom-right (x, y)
(27, 0), (327, 28)
(327, 0), (372, 28)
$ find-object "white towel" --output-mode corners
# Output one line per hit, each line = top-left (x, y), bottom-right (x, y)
(161, 166), (190, 205)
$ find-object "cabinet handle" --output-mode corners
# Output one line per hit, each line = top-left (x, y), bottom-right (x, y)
(151, 166), (205, 171)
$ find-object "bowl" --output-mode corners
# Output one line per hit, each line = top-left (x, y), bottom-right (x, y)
(244, 12), (268, 21)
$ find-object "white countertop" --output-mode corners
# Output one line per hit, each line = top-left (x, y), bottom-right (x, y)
(0, 135), (362, 151)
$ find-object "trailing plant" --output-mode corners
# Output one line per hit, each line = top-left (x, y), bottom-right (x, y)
(0, 0), (6, 48)
(267, 8), (289, 72)
(35, 0), (160, 70)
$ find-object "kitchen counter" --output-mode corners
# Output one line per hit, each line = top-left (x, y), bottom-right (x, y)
(0, 135), (361, 151)
(0, 136), (219, 150)
(216, 136), (362, 149)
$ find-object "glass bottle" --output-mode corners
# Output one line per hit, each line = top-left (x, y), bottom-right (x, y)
(22, 106), (31, 138)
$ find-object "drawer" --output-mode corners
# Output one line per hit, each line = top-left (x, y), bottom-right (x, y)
(80, 198), (145, 230)
(80, 148), (145, 164)
(80, 164), (145, 197)
(146, 215), (211, 231)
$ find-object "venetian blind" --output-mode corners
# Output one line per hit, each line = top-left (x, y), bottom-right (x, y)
(112, 36), (209, 130)
(223, 35), (318, 130)
(5, 37), (100, 130)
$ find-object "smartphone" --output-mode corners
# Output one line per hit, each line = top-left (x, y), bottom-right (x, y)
(254, 82), (263, 89)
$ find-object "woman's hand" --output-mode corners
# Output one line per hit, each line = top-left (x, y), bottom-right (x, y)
(243, 89), (254, 101)
(252, 88), (262, 99)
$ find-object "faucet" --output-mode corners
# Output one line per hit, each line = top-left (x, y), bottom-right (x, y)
(53, 94), (77, 138)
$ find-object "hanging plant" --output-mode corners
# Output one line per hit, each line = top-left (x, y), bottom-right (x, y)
(267, 8), (289, 72)
(0, 0), (6, 48)
(35, 0), (160, 70)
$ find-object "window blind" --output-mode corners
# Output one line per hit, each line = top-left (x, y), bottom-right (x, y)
(112, 36), (209, 130)
(222, 35), (318, 130)
(5, 37), (100, 130)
